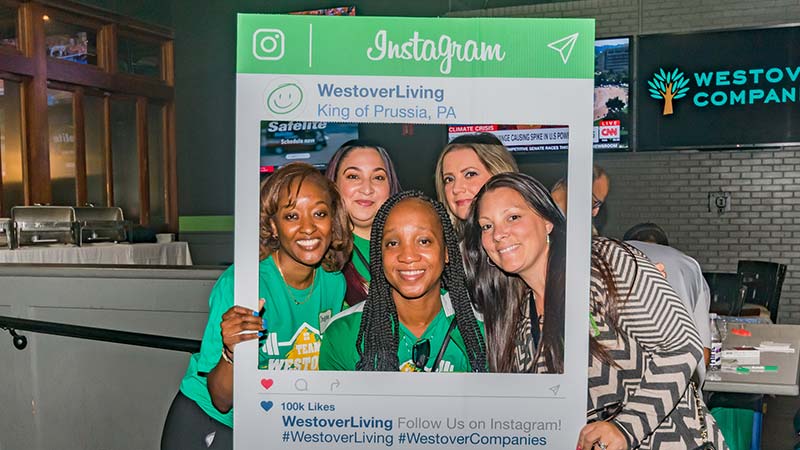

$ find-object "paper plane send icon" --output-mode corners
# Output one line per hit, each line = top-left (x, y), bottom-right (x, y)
(548, 33), (579, 64)
(549, 385), (560, 396)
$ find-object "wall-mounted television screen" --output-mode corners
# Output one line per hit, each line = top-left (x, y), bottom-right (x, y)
(636, 26), (800, 149)
(447, 124), (569, 152)
(260, 121), (359, 173)
(291, 6), (356, 16)
(594, 37), (630, 150)
(447, 37), (630, 153)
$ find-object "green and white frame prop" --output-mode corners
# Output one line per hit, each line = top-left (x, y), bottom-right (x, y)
(235, 14), (595, 449)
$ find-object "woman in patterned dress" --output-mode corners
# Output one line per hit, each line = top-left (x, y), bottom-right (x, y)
(462, 172), (727, 450)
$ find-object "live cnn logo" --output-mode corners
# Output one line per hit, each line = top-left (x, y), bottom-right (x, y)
(598, 120), (620, 137)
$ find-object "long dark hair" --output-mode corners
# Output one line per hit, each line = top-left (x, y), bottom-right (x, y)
(464, 173), (632, 373)
(355, 191), (487, 372)
(463, 172), (566, 373)
(325, 139), (402, 305)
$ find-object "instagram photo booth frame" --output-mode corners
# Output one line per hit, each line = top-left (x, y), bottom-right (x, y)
(234, 14), (595, 449)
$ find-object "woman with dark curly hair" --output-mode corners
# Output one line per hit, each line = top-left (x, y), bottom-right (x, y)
(162, 162), (352, 450)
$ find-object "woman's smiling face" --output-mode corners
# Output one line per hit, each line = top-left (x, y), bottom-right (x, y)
(441, 147), (493, 221)
(269, 180), (333, 271)
(335, 147), (391, 237)
(477, 186), (553, 281)
(382, 198), (447, 304)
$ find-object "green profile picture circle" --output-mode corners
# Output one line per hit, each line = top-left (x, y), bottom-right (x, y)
(266, 83), (303, 115)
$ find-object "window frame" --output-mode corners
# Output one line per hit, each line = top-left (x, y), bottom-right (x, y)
(0, 0), (175, 229)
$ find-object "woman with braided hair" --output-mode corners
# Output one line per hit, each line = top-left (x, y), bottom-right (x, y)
(320, 191), (487, 372)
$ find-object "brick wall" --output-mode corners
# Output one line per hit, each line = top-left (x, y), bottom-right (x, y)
(452, 1), (800, 323)
(597, 148), (800, 324)
(449, 0), (800, 36)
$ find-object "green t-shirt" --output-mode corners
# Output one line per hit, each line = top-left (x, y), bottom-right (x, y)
(319, 292), (484, 372)
(179, 256), (345, 427)
(351, 233), (371, 283)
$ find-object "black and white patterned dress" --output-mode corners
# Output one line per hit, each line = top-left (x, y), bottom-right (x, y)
(519, 238), (728, 449)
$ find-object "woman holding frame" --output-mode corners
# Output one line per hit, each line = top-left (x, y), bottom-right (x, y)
(462, 172), (726, 450)
(161, 163), (352, 450)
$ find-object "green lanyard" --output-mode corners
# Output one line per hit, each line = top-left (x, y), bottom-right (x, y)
(589, 313), (600, 337)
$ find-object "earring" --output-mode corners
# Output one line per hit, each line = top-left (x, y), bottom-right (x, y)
(487, 256), (496, 267)
(546, 234), (551, 246)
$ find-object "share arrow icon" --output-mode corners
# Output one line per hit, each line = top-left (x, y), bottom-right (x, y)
(549, 385), (560, 396)
(547, 33), (579, 64)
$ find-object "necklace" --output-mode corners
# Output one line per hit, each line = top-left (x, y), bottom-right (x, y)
(522, 291), (545, 327)
(273, 253), (316, 305)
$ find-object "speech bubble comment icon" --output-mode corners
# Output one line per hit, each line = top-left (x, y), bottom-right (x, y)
(266, 83), (303, 115)
(294, 378), (308, 391)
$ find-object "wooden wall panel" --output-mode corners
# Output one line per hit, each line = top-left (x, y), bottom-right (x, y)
(2, 0), (175, 219)
(136, 97), (149, 225)
(73, 88), (87, 204)
(19, 3), (51, 205)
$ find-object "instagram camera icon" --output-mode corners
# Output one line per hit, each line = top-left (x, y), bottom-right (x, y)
(253, 29), (285, 61)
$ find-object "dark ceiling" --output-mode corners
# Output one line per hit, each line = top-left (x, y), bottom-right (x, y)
(74, 0), (565, 29)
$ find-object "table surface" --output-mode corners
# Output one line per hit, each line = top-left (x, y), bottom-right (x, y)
(0, 241), (192, 266)
(703, 323), (800, 396)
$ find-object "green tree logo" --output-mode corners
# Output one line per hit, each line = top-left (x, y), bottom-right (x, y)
(648, 68), (690, 116)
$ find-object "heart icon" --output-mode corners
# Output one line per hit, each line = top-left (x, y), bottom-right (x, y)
(261, 378), (274, 390)
(260, 400), (273, 412)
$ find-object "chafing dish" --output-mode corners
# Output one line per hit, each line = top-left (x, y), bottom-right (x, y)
(0, 218), (10, 248)
(74, 207), (129, 245)
(10, 206), (77, 248)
